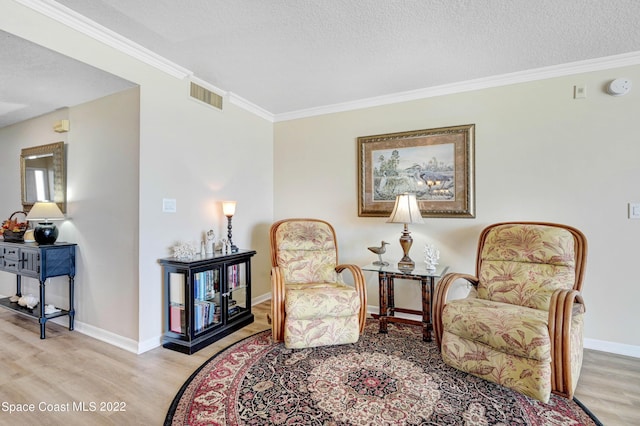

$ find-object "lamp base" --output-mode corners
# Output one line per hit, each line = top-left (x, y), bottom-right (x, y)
(397, 257), (415, 271)
(397, 224), (415, 271)
(33, 222), (58, 245)
(226, 216), (238, 253)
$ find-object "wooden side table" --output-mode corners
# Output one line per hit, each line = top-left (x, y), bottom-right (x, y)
(362, 264), (448, 341)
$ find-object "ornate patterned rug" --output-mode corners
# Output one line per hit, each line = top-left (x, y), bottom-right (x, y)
(165, 321), (601, 425)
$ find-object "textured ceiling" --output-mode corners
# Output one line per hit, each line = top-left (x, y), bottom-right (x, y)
(0, 30), (136, 128)
(2, 0), (640, 127)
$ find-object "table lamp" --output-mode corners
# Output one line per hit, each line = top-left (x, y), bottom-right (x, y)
(222, 201), (238, 252)
(25, 201), (65, 245)
(387, 193), (424, 270)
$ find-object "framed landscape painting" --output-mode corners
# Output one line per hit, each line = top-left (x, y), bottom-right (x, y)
(357, 124), (475, 218)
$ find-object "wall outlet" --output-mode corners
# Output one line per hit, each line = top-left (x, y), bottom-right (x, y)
(629, 203), (640, 219)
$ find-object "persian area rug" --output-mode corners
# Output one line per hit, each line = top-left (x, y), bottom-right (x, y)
(165, 320), (601, 425)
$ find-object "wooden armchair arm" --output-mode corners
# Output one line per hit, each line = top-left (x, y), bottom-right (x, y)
(433, 273), (479, 347)
(336, 264), (368, 333)
(548, 288), (586, 399)
(270, 266), (285, 342)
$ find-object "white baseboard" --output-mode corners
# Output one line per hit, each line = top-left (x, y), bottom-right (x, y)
(252, 292), (272, 306)
(0, 292), (273, 355)
(584, 338), (640, 358)
(138, 335), (163, 354)
(50, 316), (146, 354)
(61, 294), (274, 354)
(60, 295), (274, 354)
(0, 293), (150, 354)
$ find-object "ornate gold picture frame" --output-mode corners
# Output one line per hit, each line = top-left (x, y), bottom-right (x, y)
(358, 124), (475, 218)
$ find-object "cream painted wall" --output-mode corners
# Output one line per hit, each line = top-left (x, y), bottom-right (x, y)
(274, 65), (640, 354)
(65, 88), (140, 339)
(1, 1), (274, 352)
(0, 89), (140, 341)
(136, 88), (274, 348)
(0, 110), (69, 209)
(0, 110), (70, 306)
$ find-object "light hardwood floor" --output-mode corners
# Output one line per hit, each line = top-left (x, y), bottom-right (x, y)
(0, 301), (637, 425)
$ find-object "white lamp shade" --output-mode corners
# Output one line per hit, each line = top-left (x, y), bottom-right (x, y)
(222, 201), (237, 217)
(25, 201), (65, 222)
(387, 193), (424, 224)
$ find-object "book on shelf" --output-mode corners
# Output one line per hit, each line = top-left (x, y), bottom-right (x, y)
(194, 270), (219, 301)
(170, 305), (185, 334)
(229, 264), (244, 289)
(228, 305), (240, 317)
(194, 300), (219, 333)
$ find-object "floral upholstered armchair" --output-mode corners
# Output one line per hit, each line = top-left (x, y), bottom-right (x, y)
(432, 222), (588, 402)
(270, 219), (367, 349)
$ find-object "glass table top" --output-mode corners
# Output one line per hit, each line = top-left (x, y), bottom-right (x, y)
(361, 263), (449, 277)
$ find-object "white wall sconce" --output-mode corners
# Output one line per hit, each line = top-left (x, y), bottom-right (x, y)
(53, 119), (70, 133)
(607, 78), (632, 96)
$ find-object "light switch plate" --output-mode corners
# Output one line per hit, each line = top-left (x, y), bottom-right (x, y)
(629, 203), (640, 219)
(163, 198), (177, 213)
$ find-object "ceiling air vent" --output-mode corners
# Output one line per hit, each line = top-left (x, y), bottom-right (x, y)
(190, 82), (223, 110)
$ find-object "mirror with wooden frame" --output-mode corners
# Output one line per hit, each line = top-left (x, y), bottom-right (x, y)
(20, 142), (66, 213)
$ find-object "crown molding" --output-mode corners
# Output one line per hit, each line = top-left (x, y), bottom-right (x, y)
(14, 0), (275, 120)
(188, 76), (274, 121)
(14, 0), (192, 79)
(13, 0), (640, 123)
(274, 51), (640, 122)
(228, 93), (275, 122)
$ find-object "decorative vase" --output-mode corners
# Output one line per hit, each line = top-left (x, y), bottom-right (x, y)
(33, 222), (59, 245)
(206, 230), (215, 255)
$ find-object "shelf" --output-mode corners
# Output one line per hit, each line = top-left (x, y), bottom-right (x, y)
(163, 312), (254, 354)
(159, 250), (256, 354)
(0, 297), (69, 320)
(228, 284), (248, 292)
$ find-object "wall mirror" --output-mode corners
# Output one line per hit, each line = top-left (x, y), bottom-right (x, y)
(20, 142), (66, 213)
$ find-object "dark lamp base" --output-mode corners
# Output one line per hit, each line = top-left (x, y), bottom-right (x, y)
(34, 222), (59, 245)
